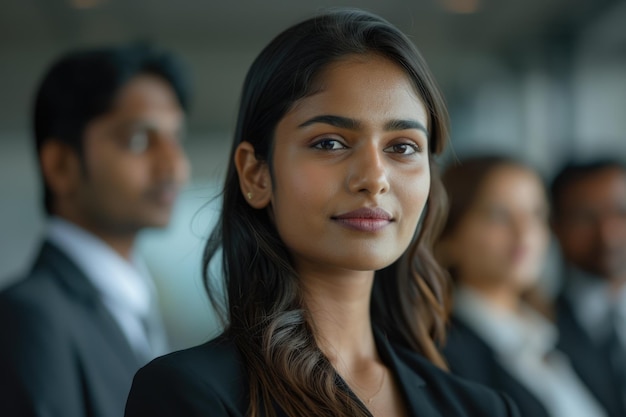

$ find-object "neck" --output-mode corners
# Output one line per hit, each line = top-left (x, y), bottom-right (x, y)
(55, 213), (137, 260)
(460, 279), (521, 313)
(94, 231), (136, 261)
(300, 265), (378, 370)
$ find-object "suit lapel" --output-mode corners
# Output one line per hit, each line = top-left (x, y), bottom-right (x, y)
(556, 295), (625, 417)
(447, 317), (551, 417)
(35, 241), (142, 369)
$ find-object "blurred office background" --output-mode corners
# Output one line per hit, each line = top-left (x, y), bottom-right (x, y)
(1, 0), (625, 349)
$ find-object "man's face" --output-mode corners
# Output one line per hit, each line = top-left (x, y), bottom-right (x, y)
(553, 167), (626, 282)
(71, 73), (190, 234)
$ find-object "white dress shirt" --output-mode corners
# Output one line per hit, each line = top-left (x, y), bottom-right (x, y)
(454, 286), (607, 417)
(47, 217), (168, 363)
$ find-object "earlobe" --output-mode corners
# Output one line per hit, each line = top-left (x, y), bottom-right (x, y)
(40, 140), (81, 199)
(234, 141), (272, 209)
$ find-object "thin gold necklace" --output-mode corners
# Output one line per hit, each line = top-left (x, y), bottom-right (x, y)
(355, 366), (386, 405)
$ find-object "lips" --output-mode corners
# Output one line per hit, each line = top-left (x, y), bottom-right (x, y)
(332, 207), (393, 232)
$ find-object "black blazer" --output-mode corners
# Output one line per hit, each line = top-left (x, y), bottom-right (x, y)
(556, 295), (626, 417)
(442, 317), (551, 417)
(125, 328), (519, 417)
(0, 241), (144, 417)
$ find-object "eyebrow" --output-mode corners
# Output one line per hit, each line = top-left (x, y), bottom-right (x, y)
(383, 119), (428, 136)
(298, 114), (428, 136)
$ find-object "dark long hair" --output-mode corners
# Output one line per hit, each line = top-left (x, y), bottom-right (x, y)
(203, 9), (450, 417)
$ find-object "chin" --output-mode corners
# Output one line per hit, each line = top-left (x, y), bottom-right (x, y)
(509, 273), (540, 290)
(341, 254), (401, 272)
(140, 214), (173, 229)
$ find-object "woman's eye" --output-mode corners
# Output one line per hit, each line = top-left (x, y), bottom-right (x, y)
(383, 143), (420, 155)
(313, 139), (346, 151)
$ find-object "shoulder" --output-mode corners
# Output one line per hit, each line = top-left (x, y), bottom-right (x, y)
(0, 265), (75, 344)
(391, 342), (519, 417)
(138, 334), (245, 384)
(0, 241), (100, 329)
(0, 241), (73, 309)
(0, 267), (65, 324)
(442, 317), (497, 375)
(444, 317), (485, 352)
(126, 335), (249, 417)
(0, 270), (83, 413)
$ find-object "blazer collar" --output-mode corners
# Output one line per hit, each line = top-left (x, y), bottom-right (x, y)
(34, 240), (101, 305)
(373, 328), (441, 416)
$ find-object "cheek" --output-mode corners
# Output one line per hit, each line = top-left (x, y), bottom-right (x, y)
(396, 169), (430, 226)
(273, 162), (337, 212)
(459, 225), (510, 267)
(529, 226), (550, 254)
(474, 224), (510, 251)
(561, 227), (592, 255)
(87, 153), (149, 199)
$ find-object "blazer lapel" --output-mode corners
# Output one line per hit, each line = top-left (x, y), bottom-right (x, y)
(556, 295), (625, 417)
(374, 329), (441, 417)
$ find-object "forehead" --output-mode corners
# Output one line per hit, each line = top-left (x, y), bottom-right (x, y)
(476, 165), (544, 203)
(561, 167), (626, 206)
(286, 54), (428, 127)
(110, 73), (182, 115)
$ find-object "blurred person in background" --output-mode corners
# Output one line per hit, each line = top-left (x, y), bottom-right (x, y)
(437, 155), (608, 417)
(0, 44), (191, 417)
(551, 158), (626, 417)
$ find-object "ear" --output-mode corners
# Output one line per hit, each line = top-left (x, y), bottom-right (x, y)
(234, 141), (272, 209)
(39, 140), (82, 201)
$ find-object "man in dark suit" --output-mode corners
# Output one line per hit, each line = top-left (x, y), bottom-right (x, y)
(550, 159), (626, 417)
(0, 44), (190, 417)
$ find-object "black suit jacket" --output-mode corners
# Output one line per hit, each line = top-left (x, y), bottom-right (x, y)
(125, 328), (519, 417)
(0, 241), (144, 417)
(556, 295), (626, 417)
(442, 317), (551, 417)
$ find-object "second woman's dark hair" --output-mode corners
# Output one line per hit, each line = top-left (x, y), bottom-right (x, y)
(203, 9), (450, 417)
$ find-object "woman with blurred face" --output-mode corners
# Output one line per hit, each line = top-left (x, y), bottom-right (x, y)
(438, 155), (607, 417)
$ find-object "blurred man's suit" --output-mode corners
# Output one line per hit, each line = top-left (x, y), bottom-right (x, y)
(0, 242), (155, 417)
(550, 160), (626, 417)
(556, 275), (626, 417)
(0, 43), (189, 417)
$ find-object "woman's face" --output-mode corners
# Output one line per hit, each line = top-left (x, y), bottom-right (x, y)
(447, 165), (550, 291)
(269, 54), (430, 276)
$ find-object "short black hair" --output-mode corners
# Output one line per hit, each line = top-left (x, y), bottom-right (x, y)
(550, 158), (626, 217)
(33, 43), (191, 214)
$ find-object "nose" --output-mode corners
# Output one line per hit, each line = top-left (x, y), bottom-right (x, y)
(347, 142), (389, 196)
(152, 134), (190, 184)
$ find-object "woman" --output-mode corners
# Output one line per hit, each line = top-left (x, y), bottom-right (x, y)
(438, 155), (607, 417)
(125, 10), (518, 417)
